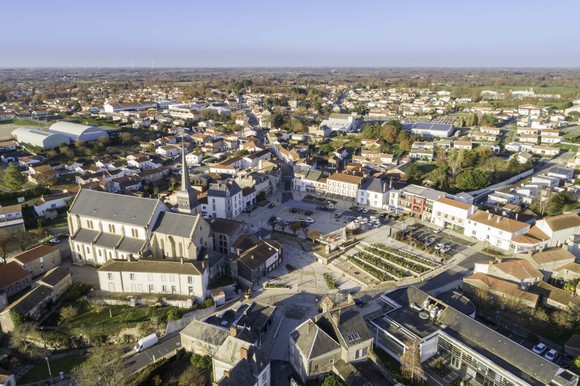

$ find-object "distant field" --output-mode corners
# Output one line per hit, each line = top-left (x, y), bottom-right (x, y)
(0, 119), (48, 139)
(442, 85), (579, 96)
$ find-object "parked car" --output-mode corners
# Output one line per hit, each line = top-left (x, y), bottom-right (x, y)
(290, 208), (298, 213)
(379, 212), (388, 218)
(433, 228), (442, 234)
(442, 244), (451, 253)
(268, 203), (275, 209)
(544, 349), (559, 362)
(304, 211), (313, 216)
(357, 207), (363, 212)
(362, 208), (369, 213)
(434, 243), (444, 251)
(560, 355), (573, 369)
(48, 238), (60, 244)
(532, 343), (547, 355)
(300, 217), (315, 224)
(334, 212), (343, 218)
(426, 237), (436, 246)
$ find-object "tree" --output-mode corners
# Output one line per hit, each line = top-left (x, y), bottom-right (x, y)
(405, 163), (424, 183)
(190, 354), (212, 369)
(119, 132), (133, 145)
(16, 230), (33, 251)
(9, 320), (37, 354)
(59, 305), (78, 325)
(448, 150), (465, 179)
(546, 193), (566, 216)
(507, 157), (521, 172)
(74, 139), (85, 149)
(177, 366), (205, 386)
(307, 229), (322, 243)
(321, 375), (348, 386)
(290, 222), (302, 235)
(455, 169), (490, 191)
(551, 310), (575, 330)
(3, 162), (27, 190)
(72, 347), (124, 386)
(381, 121), (402, 145)
(0, 232), (10, 259)
(400, 339), (424, 382)
(426, 166), (448, 188)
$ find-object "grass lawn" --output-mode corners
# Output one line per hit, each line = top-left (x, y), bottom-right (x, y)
(19, 355), (87, 383)
(64, 304), (174, 328)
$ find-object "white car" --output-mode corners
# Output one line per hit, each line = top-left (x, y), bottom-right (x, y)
(544, 349), (559, 362)
(434, 243), (444, 251)
(532, 343), (547, 355)
(442, 244), (451, 253)
(370, 216), (378, 221)
(433, 228), (442, 234)
(300, 217), (314, 224)
(361, 208), (369, 213)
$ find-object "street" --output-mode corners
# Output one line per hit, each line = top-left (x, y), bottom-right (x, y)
(122, 334), (182, 375)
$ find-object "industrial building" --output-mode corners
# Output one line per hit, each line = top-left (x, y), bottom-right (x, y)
(48, 121), (109, 142)
(11, 126), (71, 149)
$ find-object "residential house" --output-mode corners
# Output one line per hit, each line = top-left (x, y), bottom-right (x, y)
(409, 149), (434, 161)
(464, 210), (531, 251)
(356, 178), (389, 209)
(524, 247), (577, 280)
(289, 305), (373, 384)
(0, 204), (24, 231)
(10, 245), (61, 278)
(232, 240), (283, 289)
(185, 151), (203, 165)
(33, 192), (74, 217)
(473, 259), (543, 285)
(155, 145), (180, 158)
(548, 167), (574, 182)
(0, 262), (32, 298)
(536, 214), (580, 248)
(531, 145), (559, 157)
(388, 184), (457, 221)
(180, 319), (229, 356)
(0, 267), (72, 332)
(462, 272), (540, 309)
(431, 197), (477, 232)
(97, 259), (208, 303)
(326, 173), (364, 200)
(212, 336), (270, 386)
(201, 181), (243, 220)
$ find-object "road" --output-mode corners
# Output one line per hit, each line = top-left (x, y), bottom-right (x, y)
(122, 334), (182, 375)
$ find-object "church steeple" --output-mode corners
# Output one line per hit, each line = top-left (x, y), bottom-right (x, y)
(181, 140), (192, 191)
(176, 139), (198, 215)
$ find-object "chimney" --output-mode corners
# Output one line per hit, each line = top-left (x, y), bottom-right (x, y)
(332, 312), (340, 326)
(223, 370), (229, 379)
(230, 327), (237, 337)
(487, 211), (492, 221)
(180, 257), (184, 264)
(306, 320), (312, 335)
(240, 347), (248, 361)
(515, 213), (518, 220)
(496, 217), (501, 223)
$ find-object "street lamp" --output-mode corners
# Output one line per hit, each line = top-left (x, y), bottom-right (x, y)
(45, 357), (53, 384)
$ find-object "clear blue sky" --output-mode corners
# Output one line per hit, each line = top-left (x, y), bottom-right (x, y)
(2, 0), (579, 68)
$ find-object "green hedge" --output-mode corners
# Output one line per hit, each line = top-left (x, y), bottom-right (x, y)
(0, 186), (51, 204)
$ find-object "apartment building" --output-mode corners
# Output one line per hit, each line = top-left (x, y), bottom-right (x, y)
(201, 181), (243, 220)
(10, 245), (61, 278)
(464, 210), (530, 251)
(326, 173), (364, 200)
(431, 197), (477, 232)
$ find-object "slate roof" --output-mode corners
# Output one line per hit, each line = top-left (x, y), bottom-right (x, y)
(359, 177), (387, 194)
(72, 228), (100, 244)
(9, 285), (53, 315)
(152, 211), (200, 238)
(38, 266), (71, 287)
(69, 189), (166, 227)
(290, 320), (341, 359)
(98, 259), (203, 275)
(210, 218), (243, 236)
(181, 320), (229, 347)
(236, 240), (282, 270)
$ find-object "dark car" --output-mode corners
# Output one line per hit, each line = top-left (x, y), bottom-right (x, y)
(268, 203), (275, 209)
(304, 210), (312, 215)
(354, 297), (367, 306)
(301, 221), (310, 228)
(290, 208), (298, 213)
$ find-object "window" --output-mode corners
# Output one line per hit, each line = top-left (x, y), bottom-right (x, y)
(162, 285), (167, 293)
(108, 273), (113, 280)
(148, 274), (153, 281)
(130, 273), (135, 280)
(148, 284), (154, 293)
(161, 274), (167, 282)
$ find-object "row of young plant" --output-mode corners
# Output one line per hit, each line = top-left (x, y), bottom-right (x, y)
(363, 246), (429, 274)
(370, 243), (439, 268)
(348, 256), (394, 282)
(354, 251), (410, 278)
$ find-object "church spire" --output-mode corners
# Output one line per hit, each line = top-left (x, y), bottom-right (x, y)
(181, 139), (191, 192)
(176, 138), (198, 215)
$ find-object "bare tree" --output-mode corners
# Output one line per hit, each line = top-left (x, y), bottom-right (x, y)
(72, 347), (124, 386)
(400, 338), (424, 383)
(448, 150), (464, 179)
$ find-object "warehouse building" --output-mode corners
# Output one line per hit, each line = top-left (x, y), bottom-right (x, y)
(11, 127), (71, 149)
(48, 121), (108, 142)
